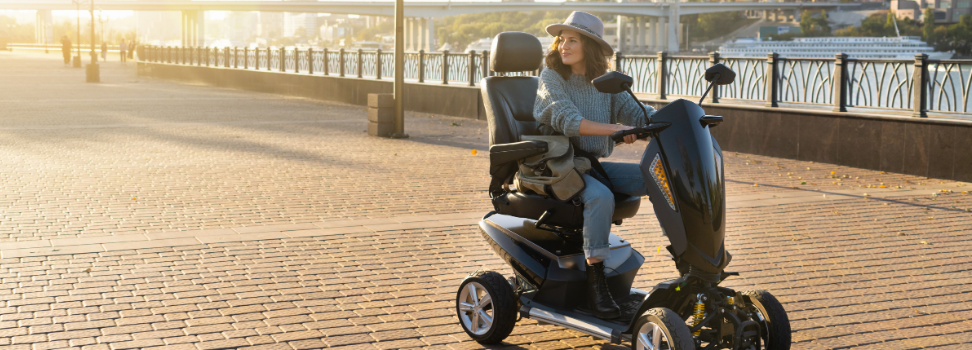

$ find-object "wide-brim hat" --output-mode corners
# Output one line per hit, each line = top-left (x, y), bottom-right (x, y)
(545, 11), (614, 57)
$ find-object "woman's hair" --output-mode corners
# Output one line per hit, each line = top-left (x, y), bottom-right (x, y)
(544, 32), (610, 82)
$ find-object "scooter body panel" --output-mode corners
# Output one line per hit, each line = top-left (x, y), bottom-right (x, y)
(641, 99), (730, 273)
(479, 214), (644, 311)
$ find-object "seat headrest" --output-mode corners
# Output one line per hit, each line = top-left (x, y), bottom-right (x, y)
(490, 32), (544, 73)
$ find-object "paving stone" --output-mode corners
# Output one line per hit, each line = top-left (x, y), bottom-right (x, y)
(2, 51), (970, 350)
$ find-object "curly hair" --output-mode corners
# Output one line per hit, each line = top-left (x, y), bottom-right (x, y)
(544, 32), (611, 82)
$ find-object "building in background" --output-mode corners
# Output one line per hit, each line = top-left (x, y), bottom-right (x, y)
(893, 0), (972, 23)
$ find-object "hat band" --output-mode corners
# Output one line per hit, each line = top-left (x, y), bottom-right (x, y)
(565, 22), (602, 39)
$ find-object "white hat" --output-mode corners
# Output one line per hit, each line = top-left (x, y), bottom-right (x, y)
(545, 11), (614, 56)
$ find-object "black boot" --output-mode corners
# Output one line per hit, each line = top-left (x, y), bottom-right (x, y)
(586, 261), (620, 319)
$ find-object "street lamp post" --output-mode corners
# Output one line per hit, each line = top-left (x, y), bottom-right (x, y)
(71, 0), (87, 68)
(86, 0), (99, 82)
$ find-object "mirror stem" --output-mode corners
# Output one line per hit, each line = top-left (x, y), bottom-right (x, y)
(622, 83), (651, 124)
(699, 73), (720, 106)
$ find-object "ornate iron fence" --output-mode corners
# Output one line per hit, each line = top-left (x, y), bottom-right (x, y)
(927, 60), (972, 114)
(143, 45), (972, 117)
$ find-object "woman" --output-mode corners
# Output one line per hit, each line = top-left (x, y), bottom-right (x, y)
(534, 11), (656, 319)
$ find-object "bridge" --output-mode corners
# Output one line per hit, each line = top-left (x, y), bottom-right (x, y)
(4, 1), (855, 52)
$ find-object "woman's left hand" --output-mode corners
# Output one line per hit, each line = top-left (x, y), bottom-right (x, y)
(622, 134), (637, 144)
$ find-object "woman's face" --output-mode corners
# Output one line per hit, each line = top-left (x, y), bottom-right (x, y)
(558, 30), (584, 67)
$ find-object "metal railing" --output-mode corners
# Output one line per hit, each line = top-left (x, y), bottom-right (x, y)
(144, 45), (519, 87)
(619, 52), (972, 116)
(143, 45), (972, 117)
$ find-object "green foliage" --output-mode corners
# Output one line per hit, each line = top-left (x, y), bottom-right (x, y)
(833, 11), (920, 37)
(925, 14), (972, 55)
(793, 10), (831, 36)
(435, 11), (570, 50)
(692, 11), (752, 42)
(0, 15), (36, 42)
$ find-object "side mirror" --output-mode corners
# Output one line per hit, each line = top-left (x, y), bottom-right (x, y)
(704, 64), (735, 85)
(592, 71), (634, 94)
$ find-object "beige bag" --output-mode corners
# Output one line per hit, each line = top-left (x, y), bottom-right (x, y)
(513, 135), (592, 201)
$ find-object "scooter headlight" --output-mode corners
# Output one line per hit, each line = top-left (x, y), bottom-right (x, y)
(650, 154), (677, 211)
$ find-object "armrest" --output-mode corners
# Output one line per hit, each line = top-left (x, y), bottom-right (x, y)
(489, 141), (548, 167)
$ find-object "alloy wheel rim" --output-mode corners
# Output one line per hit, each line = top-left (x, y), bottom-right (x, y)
(636, 321), (671, 350)
(458, 281), (494, 335)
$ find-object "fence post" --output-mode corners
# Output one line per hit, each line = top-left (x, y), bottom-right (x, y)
(614, 51), (623, 72)
(308, 48), (314, 74)
(339, 48), (346, 77)
(911, 53), (928, 118)
(418, 50), (425, 83)
(656, 51), (667, 100)
(204, 47), (209, 67)
(764, 52), (779, 107)
(240, 47), (247, 69)
(468, 50), (476, 86)
(376, 49), (383, 79)
(293, 47), (299, 72)
(197, 47), (202, 66)
(482, 50), (490, 79)
(263, 47), (269, 70)
(832, 53), (847, 112)
(224, 47), (230, 68)
(278, 47), (285, 72)
(442, 50), (449, 84)
(357, 49), (364, 78)
(708, 52), (720, 104)
(323, 48), (329, 75)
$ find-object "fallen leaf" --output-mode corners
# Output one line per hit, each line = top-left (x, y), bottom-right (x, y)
(801, 181), (807, 185)
(84, 268), (91, 273)
(863, 193), (870, 196)
(898, 232), (907, 236)
(920, 241), (930, 245)
(471, 149), (478, 155)
(830, 171), (835, 175)
(131, 197), (136, 200)
(753, 183), (759, 187)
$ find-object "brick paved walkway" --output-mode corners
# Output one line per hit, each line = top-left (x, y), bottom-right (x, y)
(1, 51), (971, 349)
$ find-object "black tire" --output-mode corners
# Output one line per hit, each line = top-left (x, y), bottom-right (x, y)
(630, 307), (696, 350)
(742, 290), (791, 350)
(455, 270), (518, 344)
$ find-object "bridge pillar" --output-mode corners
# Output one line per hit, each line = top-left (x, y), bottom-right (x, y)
(408, 18), (418, 51)
(404, 18), (412, 51)
(182, 10), (205, 47)
(648, 17), (658, 52)
(423, 18), (436, 51)
(618, 16), (627, 54)
(657, 16), (666, 53)
(35, 10), (53, 45)
(666, 0), (680, 53)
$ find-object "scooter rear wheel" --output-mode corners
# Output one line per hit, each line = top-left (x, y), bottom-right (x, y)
(631, 307), (695, 350)
(456, 270), (517, 344)
(742, 290), (791, 350)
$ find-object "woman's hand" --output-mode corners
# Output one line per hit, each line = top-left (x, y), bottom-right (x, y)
(578, 120), (637, 144)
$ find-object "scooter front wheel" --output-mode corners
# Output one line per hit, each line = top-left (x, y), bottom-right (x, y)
(742, 290), (791, 350)
(456, 270), (517, 344)
(631, 307), (695, 350)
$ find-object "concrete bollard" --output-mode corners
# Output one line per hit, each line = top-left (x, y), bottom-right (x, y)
(367, 93), (395, 137)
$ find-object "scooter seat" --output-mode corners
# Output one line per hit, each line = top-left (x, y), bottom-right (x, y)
(493, 191), (641, 229)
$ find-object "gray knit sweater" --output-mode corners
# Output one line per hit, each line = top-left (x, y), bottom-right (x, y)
(534, 69), (656, 158)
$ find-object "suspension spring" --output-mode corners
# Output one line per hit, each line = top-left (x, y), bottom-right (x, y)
(692, 293), (706, 336)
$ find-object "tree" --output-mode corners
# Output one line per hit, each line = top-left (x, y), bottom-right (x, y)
(923, 8), (936, 40)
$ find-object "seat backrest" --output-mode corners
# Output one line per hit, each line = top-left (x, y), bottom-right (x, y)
(481, 32), (545, 146)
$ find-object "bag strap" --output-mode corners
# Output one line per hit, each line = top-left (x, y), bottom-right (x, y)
(573, 148), (614, 192)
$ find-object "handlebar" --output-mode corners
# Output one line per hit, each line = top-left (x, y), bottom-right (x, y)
(611, 127), (652, 144)
(610, 122), (672, 144)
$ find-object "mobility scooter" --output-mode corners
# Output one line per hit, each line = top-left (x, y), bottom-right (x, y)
(455, 32), (791, 350)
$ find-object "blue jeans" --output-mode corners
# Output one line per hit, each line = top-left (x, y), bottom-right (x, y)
(580, 161), (646, 260)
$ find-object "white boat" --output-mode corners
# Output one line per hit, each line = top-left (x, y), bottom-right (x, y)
(719, 36), (953, 60)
